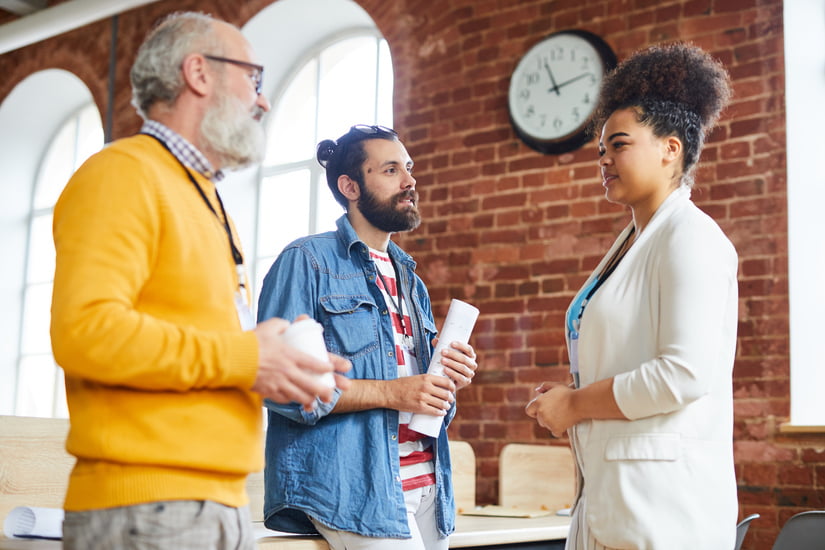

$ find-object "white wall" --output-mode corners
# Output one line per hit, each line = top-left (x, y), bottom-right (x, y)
(785, 0), (825, 426)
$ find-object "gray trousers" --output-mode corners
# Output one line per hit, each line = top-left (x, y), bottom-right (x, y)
(62, 500), (255, 550)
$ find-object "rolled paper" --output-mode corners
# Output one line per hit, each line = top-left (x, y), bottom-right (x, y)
(408, 299), (479, 437)
(282, 318), (336, 388)
(3, 506), (64, 539)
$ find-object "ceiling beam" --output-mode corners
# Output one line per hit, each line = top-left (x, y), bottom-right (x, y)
(0, 0), (162, 55)
(0, 0), (47, 17)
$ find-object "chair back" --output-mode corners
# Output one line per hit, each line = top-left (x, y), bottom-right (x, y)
(498, 443), (575, 512)
(734, 513), (759, 550)
(771, 510), (825, 550)
(449, 440), (477, 514)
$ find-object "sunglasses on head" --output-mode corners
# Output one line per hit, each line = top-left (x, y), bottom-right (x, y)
(349, 124), (398, 138)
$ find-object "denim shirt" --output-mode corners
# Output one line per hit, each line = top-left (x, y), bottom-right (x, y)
(257, 214), (457, 539)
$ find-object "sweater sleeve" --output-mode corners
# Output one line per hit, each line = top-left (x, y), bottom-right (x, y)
(613, 216), (738, 420)
(50, 147), (259, 392)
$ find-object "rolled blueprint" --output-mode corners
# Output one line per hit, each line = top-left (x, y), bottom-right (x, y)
(408, 299), (479, 437)
(4, 506), (64, 539)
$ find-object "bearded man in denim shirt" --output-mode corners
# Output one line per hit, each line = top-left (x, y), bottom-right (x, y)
(257, 124), (479, 549)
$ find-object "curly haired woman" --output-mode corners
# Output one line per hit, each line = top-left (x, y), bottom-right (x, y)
(526, 43), (737, 550)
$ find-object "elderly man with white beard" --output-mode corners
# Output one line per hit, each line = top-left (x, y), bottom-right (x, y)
(49, 11), (350, 550)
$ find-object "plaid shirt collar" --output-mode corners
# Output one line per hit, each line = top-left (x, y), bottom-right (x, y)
(141, 120), (224, 182)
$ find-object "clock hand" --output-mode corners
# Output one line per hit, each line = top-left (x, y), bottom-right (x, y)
(552, 72), (595, 92)
(543, 60), (561, 96)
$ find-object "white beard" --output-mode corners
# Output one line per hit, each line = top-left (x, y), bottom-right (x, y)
(200, 92), (266, 170)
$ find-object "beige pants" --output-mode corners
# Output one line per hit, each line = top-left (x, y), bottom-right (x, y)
(62, 500), (254, 550)
(566, 495), (621, 550)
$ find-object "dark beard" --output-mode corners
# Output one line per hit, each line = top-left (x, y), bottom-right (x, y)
(358, 187), (421, 233)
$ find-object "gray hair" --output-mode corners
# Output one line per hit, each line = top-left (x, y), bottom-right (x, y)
(130, 12), (223, 119)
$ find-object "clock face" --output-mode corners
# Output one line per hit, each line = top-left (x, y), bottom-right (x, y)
(508, 30), (616, 154)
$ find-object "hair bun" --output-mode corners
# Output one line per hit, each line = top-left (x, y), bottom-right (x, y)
(316, 139), (337, 167)
(597, 42), (732, 131)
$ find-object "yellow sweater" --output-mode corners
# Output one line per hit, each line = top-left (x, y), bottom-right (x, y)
(51, 134), (262, 511)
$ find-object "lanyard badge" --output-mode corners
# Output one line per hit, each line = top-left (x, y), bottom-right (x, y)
(234, 264), (255, 330)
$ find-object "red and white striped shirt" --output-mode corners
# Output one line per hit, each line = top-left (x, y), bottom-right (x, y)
(371, 248), (435, 491)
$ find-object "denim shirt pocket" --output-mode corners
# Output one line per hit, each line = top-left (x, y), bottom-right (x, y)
(320, 294), (380, 360)
(421, 315), (438, 341)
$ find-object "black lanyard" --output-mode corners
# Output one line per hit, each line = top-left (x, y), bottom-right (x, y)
(143, 134), (245, 278)
(376, 255), (407, 334)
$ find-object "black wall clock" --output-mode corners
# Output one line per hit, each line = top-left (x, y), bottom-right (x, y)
(508, 29), (617, 155)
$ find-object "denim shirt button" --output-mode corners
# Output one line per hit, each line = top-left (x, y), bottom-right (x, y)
(387, 351), (394, 357)
(391, 434), (397, 441)
(395, 476), (401, 482)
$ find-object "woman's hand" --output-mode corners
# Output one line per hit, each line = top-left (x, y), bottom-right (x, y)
(525, 382), (578, 437)
(526, 377), (627, 437)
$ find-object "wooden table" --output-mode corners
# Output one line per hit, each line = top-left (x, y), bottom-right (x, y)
(1, 514), (569, 549)
(451, 514), (569, 547)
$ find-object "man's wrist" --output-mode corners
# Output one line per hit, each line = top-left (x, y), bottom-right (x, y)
(334, 379), (391, 412)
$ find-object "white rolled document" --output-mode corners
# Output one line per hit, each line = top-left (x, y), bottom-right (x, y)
(3, 506), (64, 539)
(408, 299), (479, 437)
(282, 318), (336, 388)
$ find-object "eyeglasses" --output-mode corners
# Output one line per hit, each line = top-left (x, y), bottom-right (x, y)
(350, 124), (398, 138)
(203, 55), (264, 95)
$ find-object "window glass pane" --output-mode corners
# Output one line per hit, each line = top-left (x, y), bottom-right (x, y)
(76, 104), (104, 166)
(53, 367), (68, 419)
(34, 117), (77, 210)
(20, 282), (52, 355)
(35, 104), (103, 210)
(318, 36), (380, 139)
(264, 59), (318, 165)
(26, 212), (54, 284)
(254, 256), (277, 314)
(15, 354), (57, 418)
(257, 169), (312, 259)
(315, 172), (343, 232)
(376, 39), (394, 127)
(18, 102), (103, 419)
(255, 31), (393, 322)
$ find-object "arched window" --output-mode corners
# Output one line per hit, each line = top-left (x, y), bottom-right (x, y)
(16, 103), (103, 417)
(0, 0), (392, 417)
(252, 33), (393, 298)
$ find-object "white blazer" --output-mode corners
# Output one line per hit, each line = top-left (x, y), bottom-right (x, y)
(566, 186), (738, 549)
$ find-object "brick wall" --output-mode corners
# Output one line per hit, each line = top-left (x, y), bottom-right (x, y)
(359, 1), (815, 548)
(0, 1), (816, 548)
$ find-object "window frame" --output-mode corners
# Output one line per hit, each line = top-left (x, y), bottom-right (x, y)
(15, 102), (103, 418)
(251, 28), (392, 304)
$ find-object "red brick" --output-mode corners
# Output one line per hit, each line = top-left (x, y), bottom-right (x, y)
(778, 465), (814, 487)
